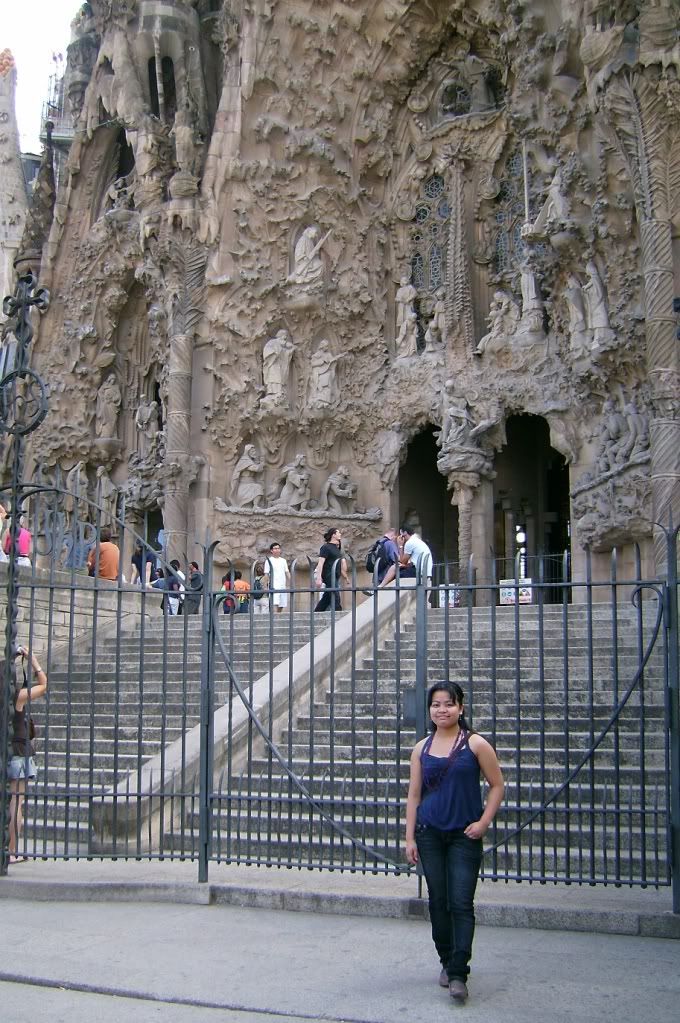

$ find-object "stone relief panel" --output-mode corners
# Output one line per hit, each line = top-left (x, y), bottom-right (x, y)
(18, 1), (677, 569)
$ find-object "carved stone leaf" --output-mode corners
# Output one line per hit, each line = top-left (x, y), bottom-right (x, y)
(170, 243), (206, 336)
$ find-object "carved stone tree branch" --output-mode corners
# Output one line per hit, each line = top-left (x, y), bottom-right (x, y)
(600, 69), (680, 569)
(164, 241), (207, 558)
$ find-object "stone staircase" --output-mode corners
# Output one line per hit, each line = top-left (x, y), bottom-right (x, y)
(20, 614), (336, 856)
(183, 603), (668, 884)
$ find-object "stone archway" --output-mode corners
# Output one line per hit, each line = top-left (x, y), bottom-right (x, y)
(492, 414), (570, 583)
(397, 425), (457, 565)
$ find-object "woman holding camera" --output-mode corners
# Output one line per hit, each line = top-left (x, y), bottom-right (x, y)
(2, 646), (48, 863)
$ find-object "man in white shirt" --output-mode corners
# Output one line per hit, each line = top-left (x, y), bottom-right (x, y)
(379, 525), (433, 587)
(265, 541), (291, 612)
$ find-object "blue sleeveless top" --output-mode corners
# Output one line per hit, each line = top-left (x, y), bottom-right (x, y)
(416, 732), (483, 831)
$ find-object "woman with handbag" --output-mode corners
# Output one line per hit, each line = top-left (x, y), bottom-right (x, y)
(405, 682), (504, 1004)
(2, 646), (48, 863)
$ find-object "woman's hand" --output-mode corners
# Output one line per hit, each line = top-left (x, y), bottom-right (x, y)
(405, 839), (419, 865)
(464, 820), (488, 840)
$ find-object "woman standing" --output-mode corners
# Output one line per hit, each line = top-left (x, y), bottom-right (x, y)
(313, 527), (348, 612)
(405, 682), (504, 1004)
(2, 646), (48, 863)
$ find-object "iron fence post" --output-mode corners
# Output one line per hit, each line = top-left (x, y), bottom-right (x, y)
(415, 556), (428, 740)
(1, 272), (49, 876)
(198, 537), (218, 883)
(666, 520), (680, 914)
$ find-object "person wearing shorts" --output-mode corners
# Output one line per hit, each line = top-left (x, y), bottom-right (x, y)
(2, 646), (48, 864)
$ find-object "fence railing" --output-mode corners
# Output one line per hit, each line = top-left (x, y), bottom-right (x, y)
(0, 491), (678, 909)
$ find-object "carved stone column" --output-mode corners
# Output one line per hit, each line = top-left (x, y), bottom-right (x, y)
(640, 219), (680, 565)
(595, 68), (680, 571)
(451, 478), (474, 575)
(164, 332), (193, 559)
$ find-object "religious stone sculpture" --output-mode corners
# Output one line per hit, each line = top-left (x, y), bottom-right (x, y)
(64, 461), (90, 531)
(319, 465), (358, 514)
(437, 386), (497, 477)
(94, 465), (119, 525)
(231, 444), (265, 509)
(262, 328), (294, 409)
(273, 453), (311, 511)
(395, 274), (419, 358)
(95, 374), (122, 439)
(292, 225), (325, 287)
(474, 291), (520, 355)
(583, 259), (615, 350)
(564, 273), (590, 357)
(424, 288), (447, 353)
(515, 261), (545, 344)
(135, 397), (160, 461)
(307, 340), (342, 410)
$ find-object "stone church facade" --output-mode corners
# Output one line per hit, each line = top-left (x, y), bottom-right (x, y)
(8, 1), (680, 583)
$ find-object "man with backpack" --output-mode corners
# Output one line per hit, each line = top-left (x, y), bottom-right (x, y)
(365, 527), (399, 588)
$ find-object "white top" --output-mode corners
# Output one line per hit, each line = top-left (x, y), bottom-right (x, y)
(404, 534), (433, 579)
(267, 555), (289, 589)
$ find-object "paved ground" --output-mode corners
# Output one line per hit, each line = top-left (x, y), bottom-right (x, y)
(1, 858), (677, 937)
(1, 896), (679, 1023)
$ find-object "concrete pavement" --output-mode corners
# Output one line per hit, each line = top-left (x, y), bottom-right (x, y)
(1, 895), (679, 1023)
(1, 857), (678, 938)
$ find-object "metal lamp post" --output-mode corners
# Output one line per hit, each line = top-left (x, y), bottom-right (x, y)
(0, 271), (49, 875)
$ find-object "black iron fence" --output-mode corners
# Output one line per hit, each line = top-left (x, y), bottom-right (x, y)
(0, 490), (678, 911)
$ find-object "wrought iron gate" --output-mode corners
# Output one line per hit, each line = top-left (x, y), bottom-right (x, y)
(1, 279), (678, 911)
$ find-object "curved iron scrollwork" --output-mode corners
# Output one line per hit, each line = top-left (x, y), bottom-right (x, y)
(0, 272), (50, 876)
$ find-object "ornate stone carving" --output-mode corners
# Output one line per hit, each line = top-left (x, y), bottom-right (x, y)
(307, 340), (342, 410)
(474, 291), (520, 356)
(394, 274), (418, 358)
(230, 443), (266, 509)
(319, 466), (358, 514)
(272, 454), (311, 512)
(95, 374), (122, 440)
(262, 328), (294, 410)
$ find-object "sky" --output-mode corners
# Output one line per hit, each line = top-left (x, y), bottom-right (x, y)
(4, 0), (80, 153)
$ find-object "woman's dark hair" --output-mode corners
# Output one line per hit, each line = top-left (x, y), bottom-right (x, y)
(323, 527), (339, 543)
(427, 681), (473, 733)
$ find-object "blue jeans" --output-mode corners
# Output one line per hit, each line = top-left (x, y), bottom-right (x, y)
(415, 824), (483, 982)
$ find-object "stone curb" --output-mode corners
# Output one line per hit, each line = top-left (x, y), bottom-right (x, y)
(1, 876), (677, 939)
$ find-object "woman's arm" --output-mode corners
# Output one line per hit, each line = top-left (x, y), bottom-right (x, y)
(314, 557), (326, 587)
(465, 734), (505, 840)
(405, 740), (425, 865)
(15, 649), (48, 709)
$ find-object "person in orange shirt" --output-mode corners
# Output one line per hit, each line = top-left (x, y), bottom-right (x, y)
(87, 526), (120, 581)
(233, 570), (251, 613)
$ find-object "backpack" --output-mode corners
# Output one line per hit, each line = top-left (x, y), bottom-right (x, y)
(365, 538), (385, 574)
(252, 576), (264, 600)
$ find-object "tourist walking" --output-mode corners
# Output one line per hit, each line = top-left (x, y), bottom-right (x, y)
(265, 541), (290, 613)
(2, 646), (48, 863)
(252, 561), (269, 615)
(313, 527), (348, 612)
(405, 682), (504, 1004)
(183, 561), (204, 615)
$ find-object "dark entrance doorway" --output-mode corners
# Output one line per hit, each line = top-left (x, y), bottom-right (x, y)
(493, 414), (570, 587)
(398, 426), (456, 565)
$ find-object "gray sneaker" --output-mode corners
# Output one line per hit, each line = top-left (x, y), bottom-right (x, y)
(449, 980), (469, 1003)
(438, 968), (449, 987)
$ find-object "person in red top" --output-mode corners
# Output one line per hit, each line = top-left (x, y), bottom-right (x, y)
(2, 513), (32, 566)
(87, 526), (120, 580)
